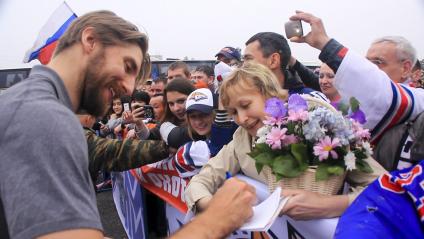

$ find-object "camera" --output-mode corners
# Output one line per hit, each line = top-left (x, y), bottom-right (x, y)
(143, 105), (154, 119)
(284, 20), (303, 39)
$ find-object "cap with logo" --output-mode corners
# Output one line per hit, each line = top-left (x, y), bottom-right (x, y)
(185, 88), (213, 114)
(215, 46), (241, 61)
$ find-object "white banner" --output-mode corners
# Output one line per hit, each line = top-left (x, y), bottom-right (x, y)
(166, 174), (338, 239)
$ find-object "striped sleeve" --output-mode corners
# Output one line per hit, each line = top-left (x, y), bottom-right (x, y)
(330, 47), (424, 145)
(173, 141), (210, 178)
(370, 83), (415, 143)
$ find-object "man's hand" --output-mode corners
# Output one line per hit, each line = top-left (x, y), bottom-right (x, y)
(288, 11), (331, 50)
(170, 178), (256, 239)
(199, 178), (256, 235)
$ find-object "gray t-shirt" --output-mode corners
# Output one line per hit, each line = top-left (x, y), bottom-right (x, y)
(0, 65), (102, 238)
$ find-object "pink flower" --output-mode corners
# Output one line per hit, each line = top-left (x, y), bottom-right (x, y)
(351, 121), (370, 139)
(266, 127), (287, 149)
(282, 134), (298, 145)
(287, 109), (308, 122)
(263, 115), (285, 127)
(313, 136), (341, 161)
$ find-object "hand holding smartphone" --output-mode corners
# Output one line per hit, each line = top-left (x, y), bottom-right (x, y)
(123, 102), (131, 112)
(131, 103), (154, 120)
(143, 105), (154, 119)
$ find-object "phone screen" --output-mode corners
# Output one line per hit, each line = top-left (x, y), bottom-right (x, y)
(123, 102), (131, 112)
(143, 105), (154, 119)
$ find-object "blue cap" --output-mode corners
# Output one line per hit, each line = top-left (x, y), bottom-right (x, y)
(215, 47), (241, 61)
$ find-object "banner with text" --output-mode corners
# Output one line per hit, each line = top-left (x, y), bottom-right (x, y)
(130, 158), (189, 213)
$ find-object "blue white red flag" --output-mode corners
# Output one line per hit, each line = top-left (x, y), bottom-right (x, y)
(335, 160), (424, 238)
(23, 2), (77, 64)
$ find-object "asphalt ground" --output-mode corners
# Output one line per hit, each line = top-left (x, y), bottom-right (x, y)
(96, 190), (128, 239)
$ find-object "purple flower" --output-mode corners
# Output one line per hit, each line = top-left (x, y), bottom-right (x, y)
(265, 97), (287, 118)
(349, 109), (367, 124)
(288, 94), (308, 113)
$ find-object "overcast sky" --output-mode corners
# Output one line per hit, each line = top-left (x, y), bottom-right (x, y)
(0, 0), (423, 69)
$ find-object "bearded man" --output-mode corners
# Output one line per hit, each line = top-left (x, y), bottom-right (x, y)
(0, 10), (148, 239)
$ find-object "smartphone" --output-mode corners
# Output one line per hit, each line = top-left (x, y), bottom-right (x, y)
(143, 105), (154, 119)
(123, 102), (131, 112)
(285, 20), (303, 39)
(132, 103), (142, 111)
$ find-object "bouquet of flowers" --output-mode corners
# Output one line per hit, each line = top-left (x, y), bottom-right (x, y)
(249, 94), (373, 193)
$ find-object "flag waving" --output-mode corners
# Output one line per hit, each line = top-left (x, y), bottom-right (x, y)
(23, 2), (77, 64)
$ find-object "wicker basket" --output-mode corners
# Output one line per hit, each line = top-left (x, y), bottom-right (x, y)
(263, 166), (345, 195)
(301, 94), (339, 114)
(260, 95), (346, 195)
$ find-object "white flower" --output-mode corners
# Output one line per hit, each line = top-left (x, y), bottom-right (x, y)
(256, 135), (267, 144)
(257, 125), (270, 138)
(345, 151), (356, 171)
(362, 142), (373, 156)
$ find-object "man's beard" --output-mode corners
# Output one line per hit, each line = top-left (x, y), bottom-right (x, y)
(80, 51), (110, 118)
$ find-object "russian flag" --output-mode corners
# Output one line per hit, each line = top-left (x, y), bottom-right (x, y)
(23, 2), (77, 64)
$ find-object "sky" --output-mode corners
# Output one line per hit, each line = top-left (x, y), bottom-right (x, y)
(0, 0), (423, 69)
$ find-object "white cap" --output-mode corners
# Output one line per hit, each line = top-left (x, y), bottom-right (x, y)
(185, 88), (213, 114)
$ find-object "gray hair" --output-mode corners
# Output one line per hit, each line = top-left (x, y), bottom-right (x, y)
(372, 36), (417, 63)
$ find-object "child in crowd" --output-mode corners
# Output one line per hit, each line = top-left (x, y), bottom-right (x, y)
(150, 93), (166, 122)
(100, 95), (125, 139)
(119, 90), (152, 139)
(185, 62), (386, 220)
(97, 95), (127, 191)
(173, 88), (238, 178)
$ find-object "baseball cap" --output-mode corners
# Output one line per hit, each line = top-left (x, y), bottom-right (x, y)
(185, 88), (213, 114)
(215, 47), (241, 61)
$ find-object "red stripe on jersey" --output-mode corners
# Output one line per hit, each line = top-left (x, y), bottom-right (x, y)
(337, 47), (348, 58)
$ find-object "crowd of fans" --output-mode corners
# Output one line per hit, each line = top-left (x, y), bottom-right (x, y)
(1, 9), (424, 239)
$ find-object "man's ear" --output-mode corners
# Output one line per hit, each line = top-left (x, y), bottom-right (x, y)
(401, 59), (413, 79)
(208, 76), (214, 85)
(268, 52), (281, 70)
(80, 27), (97, 54)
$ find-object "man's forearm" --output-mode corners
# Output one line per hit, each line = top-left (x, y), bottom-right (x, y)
(169, 210), (232, 239)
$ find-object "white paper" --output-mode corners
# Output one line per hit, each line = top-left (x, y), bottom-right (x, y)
(240, 187), (289, 231)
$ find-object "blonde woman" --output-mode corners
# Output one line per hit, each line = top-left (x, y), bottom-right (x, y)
(185, 62), (386, 220)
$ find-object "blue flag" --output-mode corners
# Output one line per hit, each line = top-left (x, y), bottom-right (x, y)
(335, 161), (424, 238)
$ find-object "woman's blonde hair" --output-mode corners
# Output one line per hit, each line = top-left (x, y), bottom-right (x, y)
(220, 62), (288, 107)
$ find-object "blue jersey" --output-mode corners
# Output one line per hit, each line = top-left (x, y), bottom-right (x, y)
(335, 160), (424, 238)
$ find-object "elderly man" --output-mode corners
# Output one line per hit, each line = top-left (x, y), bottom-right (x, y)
(366, 36), (417, 85)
